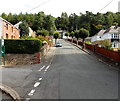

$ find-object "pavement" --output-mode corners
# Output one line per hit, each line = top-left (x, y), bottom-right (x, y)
(0, 46), (56, 100)
(0, 39), (119, 100)
(68, 40), (120, 70)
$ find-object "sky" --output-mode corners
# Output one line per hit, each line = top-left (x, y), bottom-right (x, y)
(0, 0), (119, 17)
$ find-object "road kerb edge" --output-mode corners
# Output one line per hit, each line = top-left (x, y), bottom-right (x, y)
(0, 83), (21, 101)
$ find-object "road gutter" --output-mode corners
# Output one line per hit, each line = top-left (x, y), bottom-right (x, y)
(67, 40), (119, 70)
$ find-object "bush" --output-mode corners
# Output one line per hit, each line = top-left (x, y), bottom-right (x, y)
(36, 36), (53, 45)
(4, 39), (42, 54)
(118, 50), (120, 53)
(85, 41), (92, 45)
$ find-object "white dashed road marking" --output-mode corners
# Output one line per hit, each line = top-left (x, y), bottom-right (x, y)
(38, 66), (45, 71)
(39, 78), (42, 81)
(28, 89), (36, 96)
(25, 98), (31, 101)
(34, 82), (41, 87)
(44, 65), (50, 71)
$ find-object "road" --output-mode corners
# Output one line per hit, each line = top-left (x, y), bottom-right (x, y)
(1, 39), (118, 100)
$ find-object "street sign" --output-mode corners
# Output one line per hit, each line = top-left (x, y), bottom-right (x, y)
(0, 39), (5, 65)
(0, 39), (5, 56)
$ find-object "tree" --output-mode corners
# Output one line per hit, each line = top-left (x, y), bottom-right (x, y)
(37, 29), (49, 37)
(69, 31), (74, 42)
(74, 30), (79, 40)
(68, 13), (78, 32)
(74, 30), (79, 45)
(65, 32), (69, 39)
(19, 22), (29, 38)
(43, 15), (56, 32)
(60, 12), (69, 30)
(69, 31), (74, 38)
(33, 12), (45, 31)
(101, 40), (112, 49)
(79, 28), (89, 43)
(1, 13), (7, 20)
(53, 32), (60, 44)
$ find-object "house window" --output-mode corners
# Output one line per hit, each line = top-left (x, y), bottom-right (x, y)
(11, 27), (14, 32)
(6, 24), (8, 30)
(112, 33), (118, 39)
(112, 41), (118, 48)
(112, 34), (114, 38)
(11, 35), (14, 39)
(6, 33), (8, 39)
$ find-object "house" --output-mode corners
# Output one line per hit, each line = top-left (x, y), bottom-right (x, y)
(0, 17), (20, 39)
(14, 21), (36, 38)
(91, 30), (106, 44)
(91, 26), (120, 50)
(28, 27), (36, 38)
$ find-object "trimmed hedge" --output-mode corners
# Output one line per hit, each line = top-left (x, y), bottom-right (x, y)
(4, 39), (42, 54)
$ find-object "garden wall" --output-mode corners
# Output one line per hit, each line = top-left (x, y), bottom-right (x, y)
(68, 39), (120, 63)
(2, 44), (50, 67)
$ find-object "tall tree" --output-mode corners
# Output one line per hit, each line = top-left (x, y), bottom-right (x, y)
(33, 12), (45, 31)
(43, 15), (56, 33)
(79, 28), (89, 43)
(19, 21), (29, 38)
(60, 12), (69, 30)
(53, 32), (60, 44)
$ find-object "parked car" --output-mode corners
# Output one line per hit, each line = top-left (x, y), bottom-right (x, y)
(56, 42), (62, 47)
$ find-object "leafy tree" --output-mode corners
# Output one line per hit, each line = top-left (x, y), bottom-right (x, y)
(69, 31), (74, 38)
(55, 17), (62, 30)
(65, 32), (69, 39)
(37, 29), (49, 37)
(68, 13), (78, 32)
(101, 39), (112, 49)
(1, 13), (7, 19)
(33, 12), (45, 31)
(53, 32), (60, 44)
(79, 28), (89, 43)
(69, 31), (74, 42)
(19, 22), (29, 38)
(90, 24), (103, 37)
(43, 15), (56, 32)
(60, 12), (69, 30)
(74, 30), (79, 40)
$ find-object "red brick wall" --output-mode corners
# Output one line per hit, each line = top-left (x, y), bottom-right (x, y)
(68, 39), (120, 62)
(95, 46), (120, 62)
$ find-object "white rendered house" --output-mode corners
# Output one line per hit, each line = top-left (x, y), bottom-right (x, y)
(91, 26), (120, 49)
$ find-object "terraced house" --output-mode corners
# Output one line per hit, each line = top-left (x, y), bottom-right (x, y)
(0, 17), (20, 39)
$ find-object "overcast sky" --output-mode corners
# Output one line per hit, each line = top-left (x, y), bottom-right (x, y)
(0, 0), (119, 17)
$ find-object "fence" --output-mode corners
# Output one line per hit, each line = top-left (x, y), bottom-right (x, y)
(68, 39), (120, 62)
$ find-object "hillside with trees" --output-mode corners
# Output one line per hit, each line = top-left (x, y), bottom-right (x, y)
(1, 11), (120, 37)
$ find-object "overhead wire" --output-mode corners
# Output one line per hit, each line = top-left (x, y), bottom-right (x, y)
(99, 0), (114, 12)
(26, 0), (51, 13)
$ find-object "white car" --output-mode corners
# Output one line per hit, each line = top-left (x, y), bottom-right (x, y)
(56, 42), (62, 47)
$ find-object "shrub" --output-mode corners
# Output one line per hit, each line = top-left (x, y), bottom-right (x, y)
(4, 39), (42, 54)
(85, 41), (92, 45)
(118, 50), (120, 53)
(36, 36), (53, 45)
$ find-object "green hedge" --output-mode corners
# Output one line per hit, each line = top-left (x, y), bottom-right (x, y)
(4, 39), (42, 54)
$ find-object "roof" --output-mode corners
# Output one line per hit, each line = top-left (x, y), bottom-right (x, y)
(14, 21), (22, 29)
(103, 26), (120, 34)
(0, 17), (12, 25)
(0, 17), (19, 30)
(97, 30), (106, 36)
